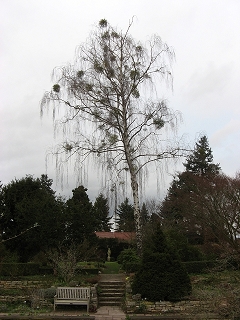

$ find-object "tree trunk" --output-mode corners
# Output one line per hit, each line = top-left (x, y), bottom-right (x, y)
(130, 174), (142, 256)
(122, 129), (143, 255)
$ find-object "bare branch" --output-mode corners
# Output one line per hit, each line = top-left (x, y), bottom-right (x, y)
(1, 223), (39, 243)
(41, 19), (186, 255)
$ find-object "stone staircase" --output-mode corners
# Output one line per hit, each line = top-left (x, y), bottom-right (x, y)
(98, 280), (125, 306)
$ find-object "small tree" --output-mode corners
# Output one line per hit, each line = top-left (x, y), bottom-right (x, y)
(47, 244), (78, 284)
(47, 240), (102, 283)
(41, 19), (186, 255)
(132, 224), (191, 301)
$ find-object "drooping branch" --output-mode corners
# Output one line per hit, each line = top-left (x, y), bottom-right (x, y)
(41, 19), (187, 255)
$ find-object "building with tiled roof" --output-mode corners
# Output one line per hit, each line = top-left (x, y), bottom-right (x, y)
(95, 231), (135, 242)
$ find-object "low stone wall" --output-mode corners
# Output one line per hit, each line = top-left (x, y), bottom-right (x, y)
(126, 298), (214, 314)
(0, 281), (98, 312)
(125, 282), (230, 319)
(0, 280), (44, 289)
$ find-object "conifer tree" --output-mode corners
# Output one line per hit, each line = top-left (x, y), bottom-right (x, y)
(115, 198), (135, 232)
(183, 135), (221, 176)
(0, 175), (65, 262)
(65, 186), (95, 243)
(93, 193), (112, 231)
(161, 135), (221, 243)
(132, 224), (191, 301)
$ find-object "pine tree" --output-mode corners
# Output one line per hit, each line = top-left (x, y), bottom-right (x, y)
(183, 135), (221, 176)
(93, 193), (112, 231)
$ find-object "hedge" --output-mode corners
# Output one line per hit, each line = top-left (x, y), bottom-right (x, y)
(0, 263), (100, 276)
(0, 263), (40, 276)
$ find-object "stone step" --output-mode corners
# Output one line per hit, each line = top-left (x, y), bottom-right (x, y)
(99, 282), (125, 287)
(99, 284), (125, 289)
(99, 286), (125, 291)
(99, 287), (125, 292)
(99, 295), (123, 301)
(100, 292), (124, 297)
(98, 280), (125, 306)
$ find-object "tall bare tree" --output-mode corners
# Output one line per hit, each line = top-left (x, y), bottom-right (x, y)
(190, 173), (240, 254)
(41, 19), (185, 255)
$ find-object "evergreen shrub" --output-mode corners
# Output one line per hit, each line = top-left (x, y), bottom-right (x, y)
(117, 248), (140, 272)
(132, 225), (191, 301)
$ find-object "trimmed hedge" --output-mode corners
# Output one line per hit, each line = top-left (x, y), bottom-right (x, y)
(39, 266), (54, 275)
(0, 263), (40, 276)
(0, 263), (100, 276)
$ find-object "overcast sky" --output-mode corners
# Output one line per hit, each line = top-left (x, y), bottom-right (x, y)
(1, 0), (240, 202)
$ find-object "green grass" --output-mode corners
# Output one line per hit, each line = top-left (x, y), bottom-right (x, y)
(102, 261), (122, 274)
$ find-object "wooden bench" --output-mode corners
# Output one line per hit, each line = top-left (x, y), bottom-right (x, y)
(54, 287), (90, 312)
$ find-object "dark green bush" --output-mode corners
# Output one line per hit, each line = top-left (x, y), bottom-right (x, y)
(132, 225), (191, 302)
(117, 248), (140, 272)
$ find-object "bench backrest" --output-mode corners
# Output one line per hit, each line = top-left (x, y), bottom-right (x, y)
(56, 287), (90, 300)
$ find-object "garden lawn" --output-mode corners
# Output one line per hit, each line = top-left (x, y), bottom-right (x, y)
(102, 262), (122, 274)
